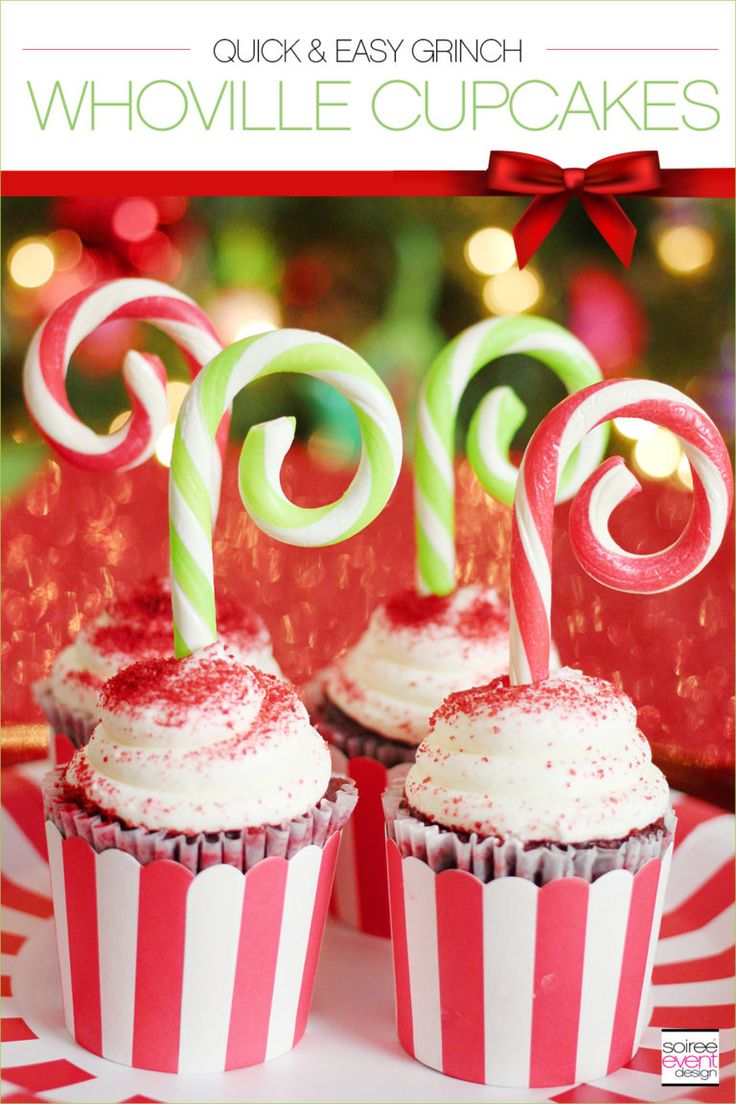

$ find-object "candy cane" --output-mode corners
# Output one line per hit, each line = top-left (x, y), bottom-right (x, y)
(414, 315), (607, 596)
(510, 378), (734, 685)
(169, 330), (403, 657)
(23, 278), (225, 485)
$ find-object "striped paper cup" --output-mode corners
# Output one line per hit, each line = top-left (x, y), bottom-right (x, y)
(385, 838), (674, 1087)
(45, 819), (343, 1073)
(328, 745), (408, 938)
(50, 731), (77, 767)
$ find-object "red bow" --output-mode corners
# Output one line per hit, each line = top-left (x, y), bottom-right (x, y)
(487, 151), (661, 268)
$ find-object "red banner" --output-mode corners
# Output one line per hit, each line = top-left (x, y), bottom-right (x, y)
(1, 167), (734, 197)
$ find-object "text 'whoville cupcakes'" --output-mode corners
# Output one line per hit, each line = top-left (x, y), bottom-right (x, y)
(383, 378), (733, 1087)
(311, 315), (601, 936)
(41, 312), (404, 1072)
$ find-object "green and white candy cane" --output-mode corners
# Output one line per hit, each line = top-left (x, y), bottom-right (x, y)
(170, 329), (403, 657)
(415, 315), (608, 596)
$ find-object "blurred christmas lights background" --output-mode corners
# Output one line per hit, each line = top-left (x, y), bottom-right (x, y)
(3, 195), (734, 475)
(1, 195), (734, 802)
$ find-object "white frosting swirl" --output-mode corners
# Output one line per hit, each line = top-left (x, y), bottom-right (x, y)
(64, 645), (331, 833)
(405, 667), (670, 842)
(324, 585), (557, 746)
(48, 578), (281, 718)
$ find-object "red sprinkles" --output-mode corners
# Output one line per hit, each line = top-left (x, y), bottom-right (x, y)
(84, 576), (269, 660)
(100, 650), (295, 731)
(431, 672), (630, 728)
(383, 587), (508, 639)
(63, 668), (102, 689)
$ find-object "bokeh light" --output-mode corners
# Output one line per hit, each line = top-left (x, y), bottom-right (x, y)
(234, 320), (279, 340)
(165, 380), (189, 421)
(465, 227), (516, 276)
(154, 423), (176, 467)
(656, 225), (714, 275)
(37, 256), (98, 314)
(108, 411), (130, 433)
(613, 417), (657, 441)
(128, 231), (181, 281)
(567, 267), (647, 375)
(483, 267), (542, 314)
(8, 239), (55, 288)
(677, 452), (694, 490)
(156, 196), (188, 224)
(46, 229), (83, 272)
(217, 225), (282, 287)
(206, 288), (281, 344)
(633, 426), (682, 480)
(112, 198), (159, 243)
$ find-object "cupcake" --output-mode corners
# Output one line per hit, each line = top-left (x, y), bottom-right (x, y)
(383, 667), (675, 1086)
(310, 584), (559, 936)
(44, 643), (356, 1072)
(35, 576), (281, 760)
(381, 373), (732, 1087)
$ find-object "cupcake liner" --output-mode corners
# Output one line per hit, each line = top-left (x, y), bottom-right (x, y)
(34, 680), (97, 755)
(385, 834), (674, 1087)
(44, 768), (357, 875)
(383, 774), (676, 1086)
(383, 770), (675, 884)
(312, 693), (417, 938)
(327, 745), (408, 938)
(44, 772), (356, 1073)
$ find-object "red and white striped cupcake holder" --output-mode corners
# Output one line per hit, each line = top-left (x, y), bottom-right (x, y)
(329, 746), (403, 938)
(1, 765), (733, 1102)
(387, 840), (671, 1086)
(44, 824), (340, 1073)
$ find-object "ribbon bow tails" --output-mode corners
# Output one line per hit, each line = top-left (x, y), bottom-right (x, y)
(487, 151), (662, 268)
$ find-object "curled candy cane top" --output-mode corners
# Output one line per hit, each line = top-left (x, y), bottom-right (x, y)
(414, 315), (607, 596)
(23, 278), (222, 472)
(169, 329), (403, 657)
(510, 378), (734, 685)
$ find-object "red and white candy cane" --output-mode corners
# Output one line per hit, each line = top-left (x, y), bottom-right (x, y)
(510, 378), (734, 685)
(23, 278), (225, 481)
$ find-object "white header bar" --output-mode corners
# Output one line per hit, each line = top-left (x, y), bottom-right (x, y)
(1, 0), (733, 171)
